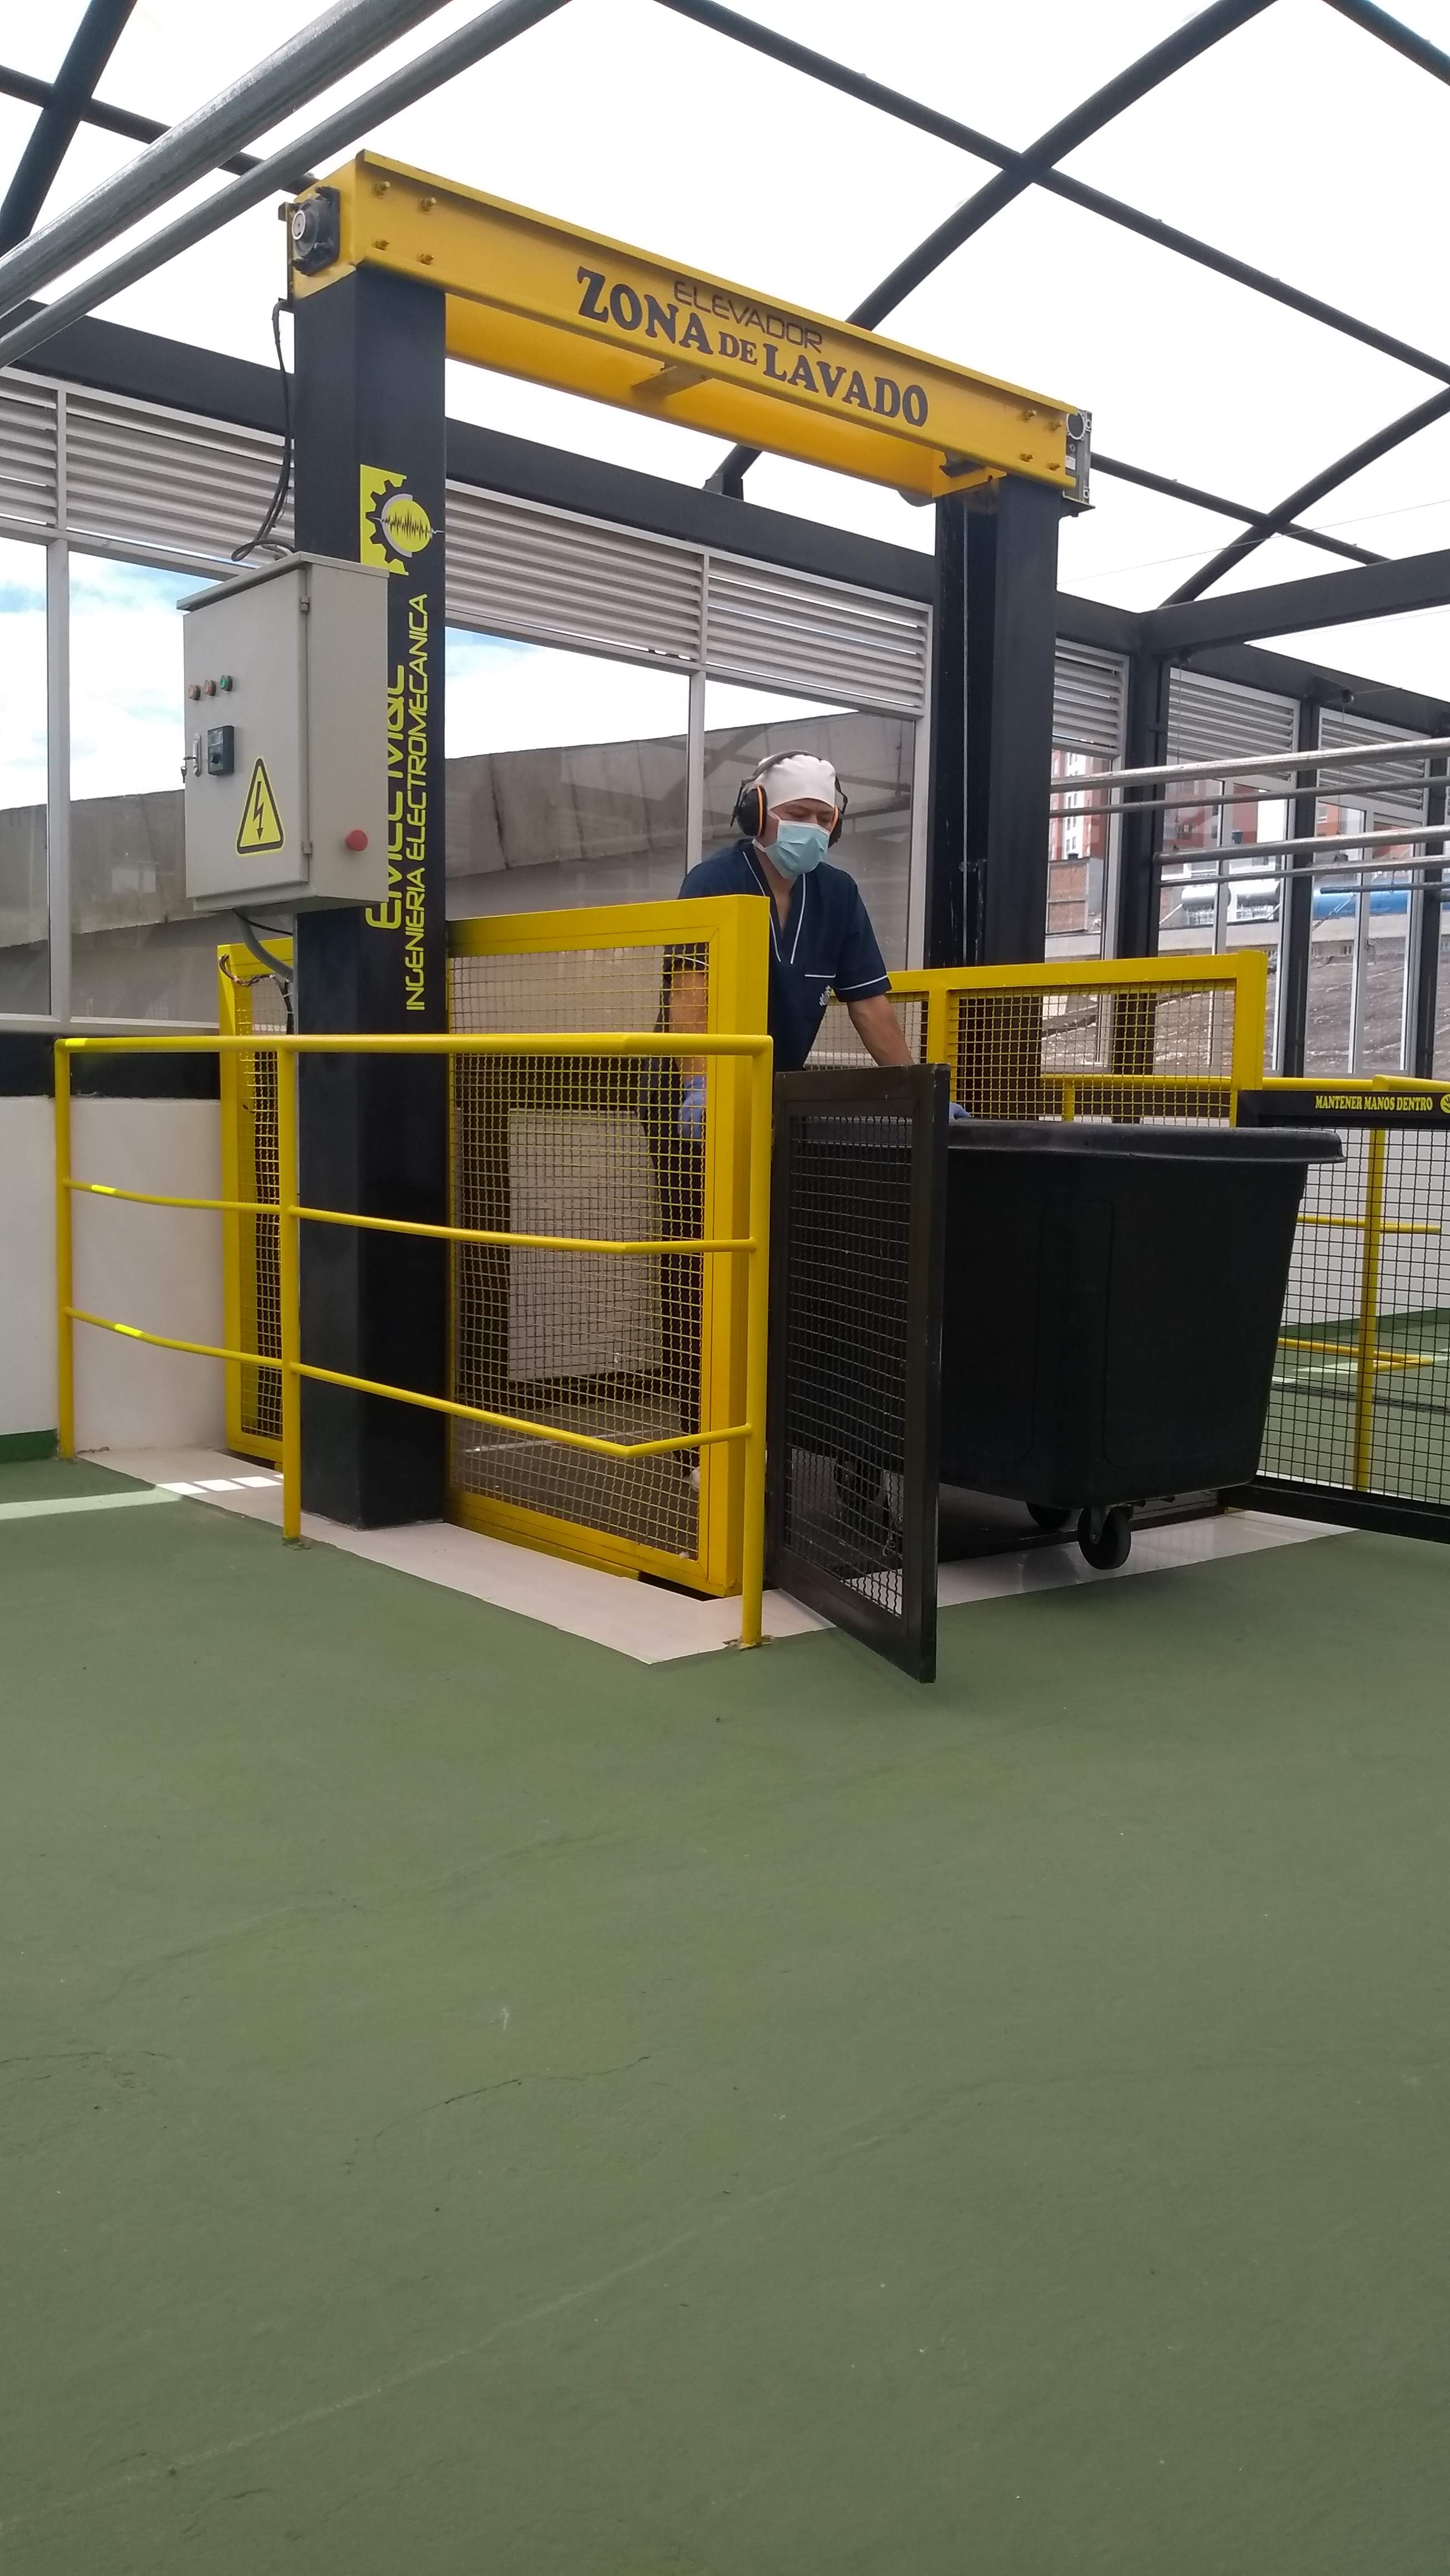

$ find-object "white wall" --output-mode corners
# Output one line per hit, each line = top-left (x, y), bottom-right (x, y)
(0, 1098), (55, 1439)
(0, 1096), (225, 1452)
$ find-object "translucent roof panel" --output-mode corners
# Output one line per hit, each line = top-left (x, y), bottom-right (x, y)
(4, 0), (1450, 690)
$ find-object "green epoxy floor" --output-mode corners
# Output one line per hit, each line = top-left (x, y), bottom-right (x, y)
(3, 1463), (1449, 2572)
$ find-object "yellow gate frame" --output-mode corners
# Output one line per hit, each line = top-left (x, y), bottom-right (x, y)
(888, 950), (1268, 1117)
(448, 895), (769, 1593)
(219, 937), (292, 1464)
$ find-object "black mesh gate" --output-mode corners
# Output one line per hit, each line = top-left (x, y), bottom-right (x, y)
(768, 1067), (947, 1681)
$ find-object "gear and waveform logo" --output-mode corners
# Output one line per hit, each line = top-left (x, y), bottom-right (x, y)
(360, 464), (434, 572)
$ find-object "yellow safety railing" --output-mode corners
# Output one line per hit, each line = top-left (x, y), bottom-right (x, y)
(218, 938), (292, 1465)
(814, 950), (1267, 1122)
(1257, 1074), (1450, 1503)
(447, 898), (769, 1593)
(54, 1029), (774, 1647)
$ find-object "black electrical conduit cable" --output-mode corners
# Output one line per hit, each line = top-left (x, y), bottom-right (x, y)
(232, 299), (294, 562)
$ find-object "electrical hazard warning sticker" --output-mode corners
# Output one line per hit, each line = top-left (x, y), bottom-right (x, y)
(236, 758), (285, 855)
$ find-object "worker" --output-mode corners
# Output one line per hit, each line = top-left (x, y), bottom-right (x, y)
(669, 751), (915, 1117)
(650, 751), (918, 1489)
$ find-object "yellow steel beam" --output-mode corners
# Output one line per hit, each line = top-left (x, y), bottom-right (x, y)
(289, 152), (1088, 506)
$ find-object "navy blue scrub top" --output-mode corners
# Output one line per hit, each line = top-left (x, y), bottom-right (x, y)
(675, 840), (891, 1072)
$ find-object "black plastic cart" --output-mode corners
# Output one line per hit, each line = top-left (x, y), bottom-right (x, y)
(938, 1119), (1343, 1569)
(768, 1068), (1340, 1677)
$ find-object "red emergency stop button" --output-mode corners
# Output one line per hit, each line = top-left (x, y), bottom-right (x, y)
(344, 829), (369, 851)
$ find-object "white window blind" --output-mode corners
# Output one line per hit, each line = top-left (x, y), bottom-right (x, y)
(1052, 641), (1127, 757)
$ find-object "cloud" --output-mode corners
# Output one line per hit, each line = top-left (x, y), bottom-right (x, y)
(68, 556), (209, 801)
(0, 539), (46, 810)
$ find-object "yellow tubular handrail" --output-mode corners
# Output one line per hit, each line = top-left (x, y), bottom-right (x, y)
(55, 1029), (773, 1649)
(276, 1046), (302, 1545)
(1352, 1127), (1388, 1492)
(67, 1181), (277, 1216)
(54, 1045), (74, 1462)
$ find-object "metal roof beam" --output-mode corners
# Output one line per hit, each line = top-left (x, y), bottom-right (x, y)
(1161, 384), (1450, 602)
(0, 0), (572, 377)
(1093, 453), (1383, 567)
(1141, 542), (1450, 654)
(0, 59), (312, 187)
(0, 0), (456, 329)
(0, 1), (136, 254)
(836, 0), (1277, 331)
(660, 0), (1450, 404)
(1322, 0), (1450, 87)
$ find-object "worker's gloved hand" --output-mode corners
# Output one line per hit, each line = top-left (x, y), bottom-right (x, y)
(948, 1101), (971, 1124)
(678, 1074), (707, 1136)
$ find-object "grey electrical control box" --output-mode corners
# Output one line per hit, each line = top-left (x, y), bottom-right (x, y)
(181, 553), (389, 913)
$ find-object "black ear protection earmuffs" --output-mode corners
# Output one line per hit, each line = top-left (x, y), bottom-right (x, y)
(732, 760), (847, 849)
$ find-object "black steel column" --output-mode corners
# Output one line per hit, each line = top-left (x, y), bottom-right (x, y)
(923, 496), (966, 965)
(925, 477), (1062, 967)
(1276, 696), (1321, 1078)
(1114, 648), (1168, 958)
(291, 269), (448, 1526)
(1411, 756), (1446, 1078)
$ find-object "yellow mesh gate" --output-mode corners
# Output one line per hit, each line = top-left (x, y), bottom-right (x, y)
(448, 899), (769, 1591)
(1255, 1084), (1450, 1510)
(812, 954), (1264, 1124)
(218, 940), (291, 1463)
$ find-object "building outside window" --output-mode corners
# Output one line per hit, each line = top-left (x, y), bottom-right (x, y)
(445, 632), (690, 918)
(1158, 774), (1289, 1072)
(68, 556), (214, 1023)
(0, 533), (48, 1015)
(1046, 746), (1111, 953)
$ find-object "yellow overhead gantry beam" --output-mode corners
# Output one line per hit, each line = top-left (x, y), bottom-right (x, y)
(287, 152), (1090, 507)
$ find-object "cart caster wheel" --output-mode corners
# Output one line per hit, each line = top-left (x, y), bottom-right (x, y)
(1027, 1502), (1072, 1533)
(1078, 1506), (1132, 1571)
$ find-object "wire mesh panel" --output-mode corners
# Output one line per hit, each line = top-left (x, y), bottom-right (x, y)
(1244, 1087), (1450, 1525)
(813, 959), (1259, 1124)
(218, 945), (290, 1462)
(949, 978), (1237, 1122)
(768, 1066), (946, 1681)
(808, 991), (926, 1066)
(451, 1047), (703, 1567)
(447, 899), (768, 1590)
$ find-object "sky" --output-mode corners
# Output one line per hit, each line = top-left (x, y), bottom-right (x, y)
(3, 0), (1450, 803)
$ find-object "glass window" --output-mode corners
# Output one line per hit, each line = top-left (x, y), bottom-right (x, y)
(445, 633), (688, 915)
(1158, 773), (1288, 1071)
(69, 555), (215, 1023)
(0, 535), (48, 1015)
(1046, 745), (1111, 960)
(1305, 800), (1416, 1076)
(1434, 896), (1450, 1078)
(702, 681), (916, 969)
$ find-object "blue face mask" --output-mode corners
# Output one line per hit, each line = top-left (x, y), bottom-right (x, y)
(768, 819), (830, 878)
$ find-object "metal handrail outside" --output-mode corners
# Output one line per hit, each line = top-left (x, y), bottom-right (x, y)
(55, 1028), (775, 1648)
(1047, 730), (1450, 797)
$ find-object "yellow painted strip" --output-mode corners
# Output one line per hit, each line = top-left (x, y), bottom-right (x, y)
(0, 1489), (180, 1524)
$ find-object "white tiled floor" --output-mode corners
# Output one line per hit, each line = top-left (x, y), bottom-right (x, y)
(92, 1447), (1343, 1666)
